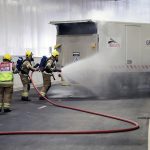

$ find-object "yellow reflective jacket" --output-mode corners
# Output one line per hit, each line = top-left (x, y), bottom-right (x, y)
(0, 62), (13, 85)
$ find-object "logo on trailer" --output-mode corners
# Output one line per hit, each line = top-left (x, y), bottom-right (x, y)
(146, 40), (150, 46)
(108, 38), (120, 48)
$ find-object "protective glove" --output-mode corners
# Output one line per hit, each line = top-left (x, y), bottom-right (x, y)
(53, 68), (61, 72)
(35, 67), (39, 71)
(33, 63), (39, 68)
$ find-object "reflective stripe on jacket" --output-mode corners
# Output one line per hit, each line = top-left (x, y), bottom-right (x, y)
(0, 62), (13, 83)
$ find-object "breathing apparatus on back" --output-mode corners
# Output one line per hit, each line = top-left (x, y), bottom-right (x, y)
(16, 50), (39, 72)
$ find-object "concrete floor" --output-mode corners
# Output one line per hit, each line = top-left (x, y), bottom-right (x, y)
(0, 83), (149, 150)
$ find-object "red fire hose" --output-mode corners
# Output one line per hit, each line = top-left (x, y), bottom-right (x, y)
(0, 72), (139, 135)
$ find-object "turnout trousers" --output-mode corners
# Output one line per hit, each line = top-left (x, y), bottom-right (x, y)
(0, 85), (13, 109)
(40, 72), (51, 97)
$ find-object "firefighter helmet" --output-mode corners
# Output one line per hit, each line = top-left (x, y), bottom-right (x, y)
(52, 49), (59, 57)
(26, 50), (32, 58)
(3, 53), (12, 61)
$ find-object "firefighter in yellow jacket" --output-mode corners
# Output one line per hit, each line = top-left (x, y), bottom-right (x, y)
(0, 53), (15, 112)
(39, 44), (62, 100)
(20, 50), (38, 101)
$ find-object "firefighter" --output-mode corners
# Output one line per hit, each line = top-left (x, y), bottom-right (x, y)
(20, 50), (39, 101)
(39, 44), (62, 100)
(0, 53), (16, 112)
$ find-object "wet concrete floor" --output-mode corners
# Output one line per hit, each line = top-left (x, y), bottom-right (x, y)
(0, 84), (149, 150)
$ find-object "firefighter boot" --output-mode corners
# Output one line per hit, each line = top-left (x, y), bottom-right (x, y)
(4, 108), (12, 113)
(0, 104), (2, 112)
(39, 95), (48, 100)
(3, 103), (11, 113)
(39, 96), (45, 100)
(21, 96), (31, 101)
(39, 91), (47, 100)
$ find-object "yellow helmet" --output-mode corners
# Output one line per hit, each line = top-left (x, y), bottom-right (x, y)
(26, 50), (32, 58)
(54, 44), (62, 49)
(52, 49), (59, 57)
(3, 53), (12, 61)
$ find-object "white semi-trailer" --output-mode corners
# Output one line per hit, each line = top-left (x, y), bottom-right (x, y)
(50, 20), (150, 96)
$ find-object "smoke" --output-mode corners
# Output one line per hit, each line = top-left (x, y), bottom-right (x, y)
(59, 0), (150, 99)
(62, 0), (150, 97)
(62, 50), (118, 96)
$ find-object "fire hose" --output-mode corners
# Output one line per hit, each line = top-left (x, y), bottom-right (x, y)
(0, 72), (139, 135)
